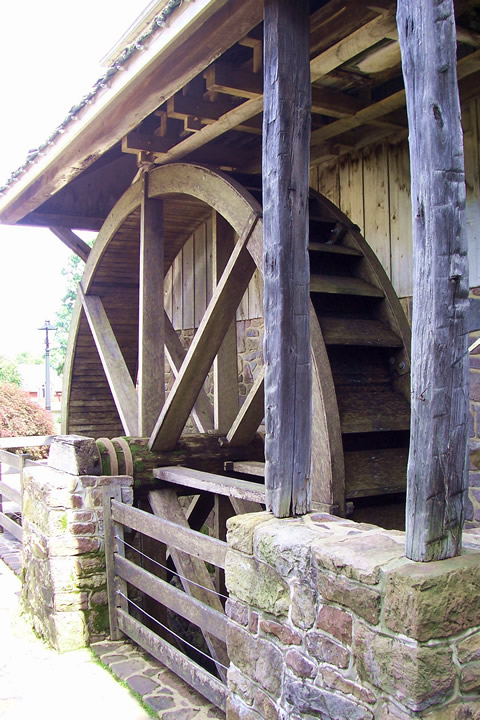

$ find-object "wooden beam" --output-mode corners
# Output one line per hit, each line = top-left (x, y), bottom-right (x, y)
(154, 465), (266, 504)
(226, 367), (265, 447)
(148, 489), (229, 681)
(310, 9), (398, 80)
(49, 227), (91, 262)
(263, 0), (311, 517)
(152, 97), (264, 165)
(166, 93), (236, 124)
(138, 174), (165, 436)
(212, 212), (239, 433)
(148, 213), (258, 452)
(205, 62), (263, 98)
(398, 0), (469, 561)
(311, 86), (364, 118)
(310, 89), (406, 145)
(78, 284), (138, 436)
(122, 132), (176, 156)
(164, 313), (214, 433)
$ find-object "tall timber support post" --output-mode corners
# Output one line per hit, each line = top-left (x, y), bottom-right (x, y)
(398, 0), (470, 560)
(262, 0), (312, 517)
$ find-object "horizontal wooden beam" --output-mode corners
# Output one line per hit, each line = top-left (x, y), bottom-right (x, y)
(20, 213), (104, 231)
(122, 132), (176, 156)
(311, 86), (364, 118)
(115, 555), (227, 641)
(166, 93), (236, 123)
(205, 62), (262, 98)
(111, 499), (227, 568)
(154, 465), (265, 504)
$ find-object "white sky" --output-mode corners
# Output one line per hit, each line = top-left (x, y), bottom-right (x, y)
(0, 1), (146, 359)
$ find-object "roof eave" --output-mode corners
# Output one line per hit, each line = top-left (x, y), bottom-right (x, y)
(0, 0), (262, 226)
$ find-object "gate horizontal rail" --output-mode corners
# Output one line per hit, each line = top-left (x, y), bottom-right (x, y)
(104, 487), (228, 712)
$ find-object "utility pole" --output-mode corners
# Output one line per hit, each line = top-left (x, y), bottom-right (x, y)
(38, 320), (56, 411)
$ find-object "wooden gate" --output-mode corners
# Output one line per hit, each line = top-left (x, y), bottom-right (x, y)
(103, 486), (229, 711)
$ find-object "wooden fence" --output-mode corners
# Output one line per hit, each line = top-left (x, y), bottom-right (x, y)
(103, 486), (229, 711)
(0, 436), (55, 541)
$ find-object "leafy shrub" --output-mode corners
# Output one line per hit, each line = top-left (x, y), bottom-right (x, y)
(0, 382), (55, 458)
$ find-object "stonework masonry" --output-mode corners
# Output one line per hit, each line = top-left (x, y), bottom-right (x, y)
(225, 512), (480, 719)
(21, 435), (133, 652)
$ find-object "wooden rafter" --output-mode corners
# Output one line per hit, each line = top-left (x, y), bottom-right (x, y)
(49, 227), (91, 262)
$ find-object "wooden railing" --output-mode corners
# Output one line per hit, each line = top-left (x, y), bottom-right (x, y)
(0, 436), (55, 541)
(103, 486), (229, 712)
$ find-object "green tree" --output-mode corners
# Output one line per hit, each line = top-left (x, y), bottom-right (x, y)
(16, 351), (43, 366)
(50, 239), (93, 376)
(0, 356), (22, 386)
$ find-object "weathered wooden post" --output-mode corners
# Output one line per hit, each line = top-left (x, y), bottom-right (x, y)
(398, 0), (469, 560)
(262, 0), (312, 517)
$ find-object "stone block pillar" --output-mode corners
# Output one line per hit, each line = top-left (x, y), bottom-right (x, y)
(225, 512), (480, 719)
(21, 435), (133, 652)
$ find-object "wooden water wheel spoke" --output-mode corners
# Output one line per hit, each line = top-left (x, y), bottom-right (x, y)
(226, 367), (265, 447)
(138, 181), (165, 436)
(148, 212), (259, 452)
(78, 284), (139, 436)
(65, 162), (411, 523)
(164, 313), (214, 433)
(212, 211), (239, 433)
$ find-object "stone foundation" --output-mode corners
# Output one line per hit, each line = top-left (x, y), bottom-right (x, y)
(21, 436), (133, 652)
(225, 512), (480, 719)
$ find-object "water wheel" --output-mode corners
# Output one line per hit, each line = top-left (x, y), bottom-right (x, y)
(62, 163), (411, 516)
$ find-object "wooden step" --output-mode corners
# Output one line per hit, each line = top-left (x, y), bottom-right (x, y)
(308, 241), (362, 257)
(154, 465), (265, 504)
(337, 387), (410, 434)
(310, 274), (384, 298)
(224, 460), (265, 477)
(344, 448), (408, 499)
(319, 317), (403, 347)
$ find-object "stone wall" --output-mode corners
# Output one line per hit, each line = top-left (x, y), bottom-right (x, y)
(225, 512), (480, 719)
(21, 436), (133, 652)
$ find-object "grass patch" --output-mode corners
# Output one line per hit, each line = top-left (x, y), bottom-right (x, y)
(88, 649), (158, 718)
